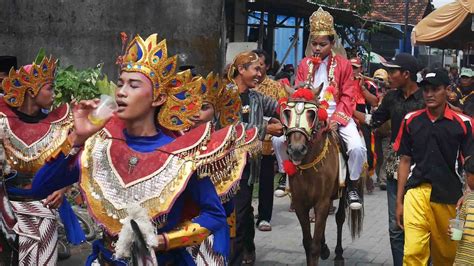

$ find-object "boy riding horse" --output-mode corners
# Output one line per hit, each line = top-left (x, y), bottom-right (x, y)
(294, 7), (366, 209)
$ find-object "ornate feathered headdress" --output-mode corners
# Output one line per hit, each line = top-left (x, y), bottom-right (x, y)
(2, 56), (57, 107)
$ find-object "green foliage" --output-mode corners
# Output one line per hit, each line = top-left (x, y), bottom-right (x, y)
(308, 0), (373, 16)
(54, 64), (116, 106)
(34, 48), (46, 64)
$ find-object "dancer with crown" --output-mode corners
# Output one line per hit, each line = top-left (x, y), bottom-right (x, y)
(294, 7), (366, 209)
(185, 72), (262, 264)
(0, 56), (85, 265)
(22, 34), (238, 265)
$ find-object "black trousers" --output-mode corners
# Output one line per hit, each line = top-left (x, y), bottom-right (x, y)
(257, 155), (274, 224)
(360, 123), (373, 170)
(230, 166), (255, 266)
(0, 234), (18, 266)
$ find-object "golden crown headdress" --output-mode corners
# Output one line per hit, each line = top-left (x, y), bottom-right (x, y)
(198, 72), (241, 128)
(157, 69), (203, 131)
(199, 72), (222, 108)
(310, 7), (336, 36)
(218, 82), (241, 127)
(2, 56), (57, 107)
(121, 34), (177, 99)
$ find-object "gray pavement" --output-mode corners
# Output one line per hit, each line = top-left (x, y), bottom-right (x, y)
(59, 188), (393, 265)
(254, 188), (393, 266)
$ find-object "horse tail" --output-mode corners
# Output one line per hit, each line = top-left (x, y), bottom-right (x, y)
(344, 176), (365, 240)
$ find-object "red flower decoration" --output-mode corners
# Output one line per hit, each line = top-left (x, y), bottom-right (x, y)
(277, 97), (288, 116)
(283, 160), (298, 176)
(310, 56), (322, 66)
(278, 97), (288, 107)
(320, 100), (329, 110)
(326, 85), (336, 95)
(292, 88), (314, 101)
(115, 55), (124, 66)
(318, 108), (328, 121)
(279, 78), (290, 87)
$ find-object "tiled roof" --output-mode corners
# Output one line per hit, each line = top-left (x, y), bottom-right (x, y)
(366, 0), (433, 25)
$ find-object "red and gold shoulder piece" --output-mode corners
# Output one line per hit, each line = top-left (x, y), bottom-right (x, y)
(193, 123), (242, 202)
(242, 126), (261, 158)
(0, 102), (72, 174)
(79, 119), (214, 236)
(234, 123), (246, 146)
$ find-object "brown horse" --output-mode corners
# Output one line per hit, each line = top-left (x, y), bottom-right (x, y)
(280, 87), (363, 266)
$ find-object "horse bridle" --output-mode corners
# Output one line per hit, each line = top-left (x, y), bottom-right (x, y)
(280, 100), (320, 141)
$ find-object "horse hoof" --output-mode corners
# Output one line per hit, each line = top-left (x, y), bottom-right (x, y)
(334, 255), (344, 263)
(321, 244), (330, 260)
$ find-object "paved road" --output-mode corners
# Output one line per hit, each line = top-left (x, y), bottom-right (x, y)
(59, 187), (393, 265)
(254, 188), (393, 266)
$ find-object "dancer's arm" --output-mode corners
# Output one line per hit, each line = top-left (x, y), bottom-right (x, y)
(161, 175), (227, 250)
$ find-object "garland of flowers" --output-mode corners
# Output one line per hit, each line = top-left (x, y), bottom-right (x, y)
(321, 51), (337, 103)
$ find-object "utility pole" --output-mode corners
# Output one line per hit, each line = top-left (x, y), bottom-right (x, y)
(404, 0), (410, 53)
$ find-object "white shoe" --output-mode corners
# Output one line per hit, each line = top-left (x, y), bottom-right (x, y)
(274, 189), (287, 197)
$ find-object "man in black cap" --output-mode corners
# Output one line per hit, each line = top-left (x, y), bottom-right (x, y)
(369, 53), (425, 266)
(0, 56), (17, 93)
(394, 69), (473, 265)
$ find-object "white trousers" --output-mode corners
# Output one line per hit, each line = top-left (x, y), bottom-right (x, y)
(272, 135), (288, 173)
(273, 118), (366, 181)
(339, 118), (367, 181)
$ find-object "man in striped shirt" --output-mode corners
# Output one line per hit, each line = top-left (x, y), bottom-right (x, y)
(453, 156), (474, 265)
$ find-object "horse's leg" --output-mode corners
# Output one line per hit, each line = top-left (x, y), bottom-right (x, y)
(311, 200), (330, 266)
(295, 206), (314, 266)
(335, 190), (346, 262)
(319, 210), (330, 260)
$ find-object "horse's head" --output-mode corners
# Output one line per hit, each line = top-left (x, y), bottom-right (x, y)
(280, 84), (324, 165)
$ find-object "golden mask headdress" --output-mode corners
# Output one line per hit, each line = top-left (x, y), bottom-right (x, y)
(122, 34), (202, 131)
(2, 56), (57, 107)
(309, 7), (336, 36)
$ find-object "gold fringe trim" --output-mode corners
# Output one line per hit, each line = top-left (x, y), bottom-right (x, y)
(79, 125), (218, 235)
(297, 136), (330, 172)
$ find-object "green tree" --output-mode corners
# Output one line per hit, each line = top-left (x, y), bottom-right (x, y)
(308, 0), (373, 16)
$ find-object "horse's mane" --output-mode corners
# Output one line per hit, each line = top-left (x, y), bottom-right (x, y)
(315, 122), (340, 146)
